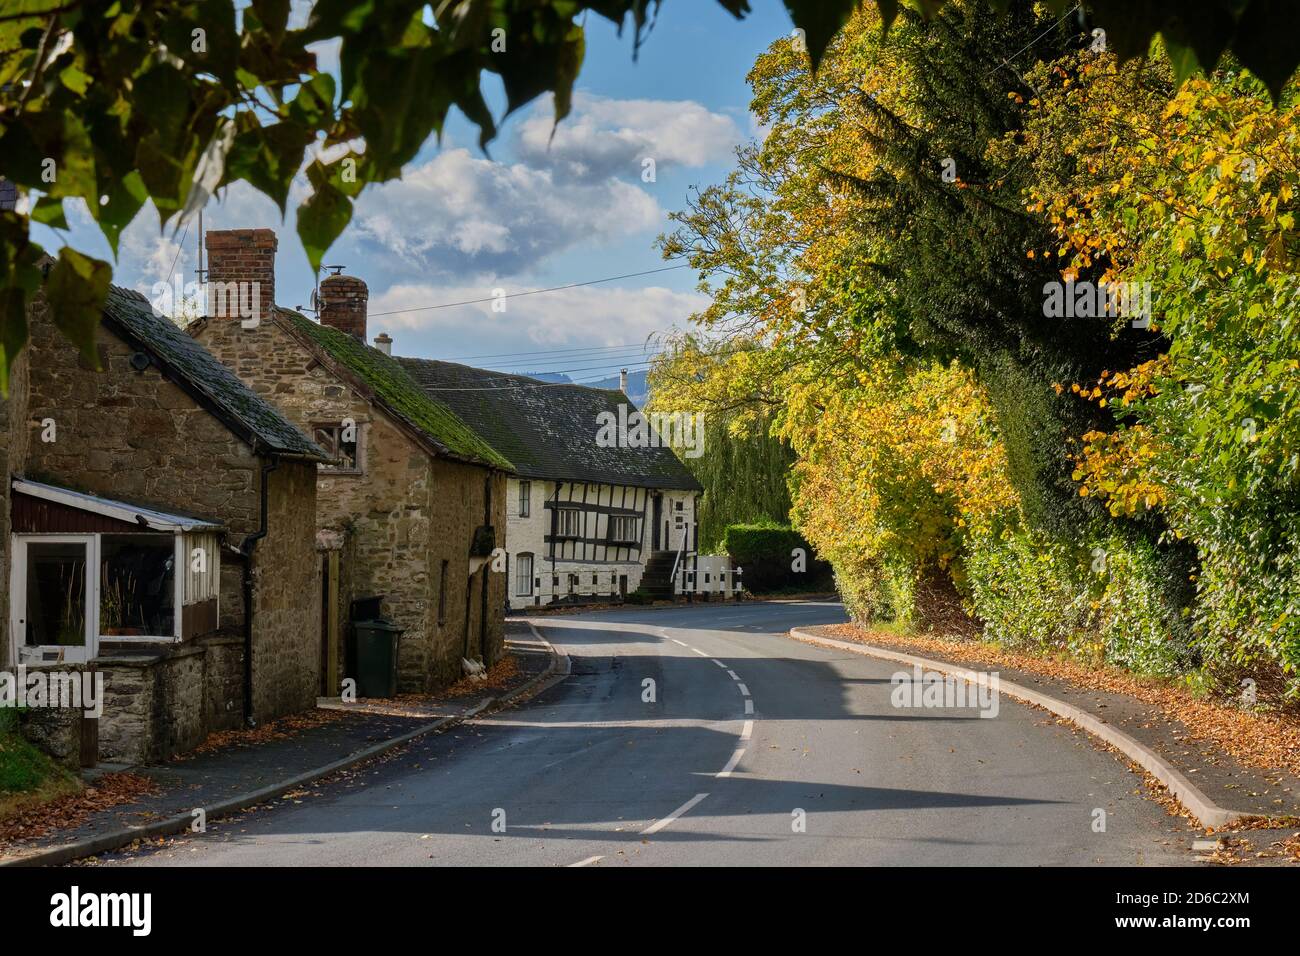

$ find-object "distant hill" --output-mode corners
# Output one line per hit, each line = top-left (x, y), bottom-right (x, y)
(516, 368), (650, 407)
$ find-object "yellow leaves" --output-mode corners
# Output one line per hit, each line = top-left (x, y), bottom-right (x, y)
(1070, 420), (1169, 516)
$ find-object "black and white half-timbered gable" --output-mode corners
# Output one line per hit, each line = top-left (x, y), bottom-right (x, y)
(398, 359), (703, 606)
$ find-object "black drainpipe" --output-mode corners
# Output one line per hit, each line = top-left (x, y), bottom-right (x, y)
(239, 453), (278, 726)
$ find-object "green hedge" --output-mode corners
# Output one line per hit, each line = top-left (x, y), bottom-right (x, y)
(963, 521), (1191, 679)
(723, 523), (831, 593)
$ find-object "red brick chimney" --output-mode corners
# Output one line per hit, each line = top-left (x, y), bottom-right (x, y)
(319, 273), (368, 342)
(204, 229), (276, 323)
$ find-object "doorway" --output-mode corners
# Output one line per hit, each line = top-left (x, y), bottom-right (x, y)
(10, 535), (97, 663)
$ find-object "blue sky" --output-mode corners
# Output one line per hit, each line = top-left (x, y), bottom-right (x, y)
(34, 1), (793, 383)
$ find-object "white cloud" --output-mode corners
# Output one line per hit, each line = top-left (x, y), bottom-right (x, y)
(364, 281), (710, 364)
(514, 92), (742, 180)
(347, 148), (661, 278)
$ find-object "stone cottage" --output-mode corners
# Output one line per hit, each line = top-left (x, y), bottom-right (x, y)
(396, 360), (704, 607)
(1, 273), (330, 765)
(190, 229), (513, 693)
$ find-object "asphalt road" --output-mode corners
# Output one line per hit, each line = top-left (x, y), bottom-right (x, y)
(104, 600), (1196, 866)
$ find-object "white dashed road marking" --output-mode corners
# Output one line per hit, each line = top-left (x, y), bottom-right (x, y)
(643, 792), (711, 835)
(568, 623), (758, 863)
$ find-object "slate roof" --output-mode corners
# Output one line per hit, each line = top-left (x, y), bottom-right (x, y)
(396, 358), (703, 492)
(102, 286), (329, 461)
(274, 309), (513, 471)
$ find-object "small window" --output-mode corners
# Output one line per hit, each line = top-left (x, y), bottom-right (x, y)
(518, 481), (531, 518)
(609, 515), (638, 543)
(556, 508), (581, 537)
(313, 422), (361, 473)
(675, 500), (684, 511)
(516, 554), (534, 596)
(438, 559), (449, 624)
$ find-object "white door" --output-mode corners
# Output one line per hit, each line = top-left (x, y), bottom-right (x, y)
(10, 535), (97, 664)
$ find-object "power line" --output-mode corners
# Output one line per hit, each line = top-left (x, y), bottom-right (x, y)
(491, 348), (664, 372)
(441, 340), (663, 361)
(415, 341), (760, 392)
(366, 264), (691, 318)
(418, 361), (657, 392)
(984, 2), (1081, 77)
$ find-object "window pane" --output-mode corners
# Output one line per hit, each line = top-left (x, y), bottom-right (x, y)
(337, 431), (358, 469)
(312, 425), (337, 454)
(516, 555), (533, 595)
(100, 534), (175, 637)
(25, 541), (88, 647)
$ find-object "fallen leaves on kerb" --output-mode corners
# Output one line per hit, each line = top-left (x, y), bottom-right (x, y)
(0, 771), (157, 846)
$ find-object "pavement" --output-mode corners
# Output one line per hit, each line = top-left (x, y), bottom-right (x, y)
(0, 626), (557, 866)
(80, 600), (1221, 867)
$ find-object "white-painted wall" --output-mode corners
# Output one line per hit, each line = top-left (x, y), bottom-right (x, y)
(503, 477), (697, 607)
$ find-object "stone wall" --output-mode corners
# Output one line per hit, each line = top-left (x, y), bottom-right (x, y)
(201, 632), (245, 733)
(423, 459), (507, 683)
(249, 460), (321, 721)
(15, 663), (83, 770)
(195, 315), (508, 693)
(97, 634), (244, 763)
(0, 348), (29, 668)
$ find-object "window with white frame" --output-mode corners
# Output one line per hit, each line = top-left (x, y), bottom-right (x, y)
(556, 508), (581, 537)
(515, 553), (534, 596)
(608, 514), (638, 544)
(518, 480), (531, 517)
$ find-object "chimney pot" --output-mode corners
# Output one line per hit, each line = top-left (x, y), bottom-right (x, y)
(203, 229), (277, 322)
(374, 332), (392, 356)
(619, 368), (629, 395)
(319, 273), (369, 341)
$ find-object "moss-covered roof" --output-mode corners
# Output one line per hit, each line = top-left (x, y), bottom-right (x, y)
(275, 308), (512, 471)
(397, 358), (702, 492)
(103, 286), (329, 461)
